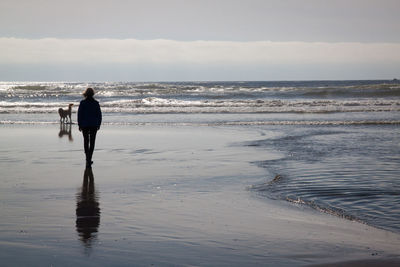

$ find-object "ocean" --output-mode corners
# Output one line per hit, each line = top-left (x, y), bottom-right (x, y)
(1, 80), (399, 233)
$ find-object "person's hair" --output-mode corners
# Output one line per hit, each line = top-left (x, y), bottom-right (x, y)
(83, 88), (95, 98)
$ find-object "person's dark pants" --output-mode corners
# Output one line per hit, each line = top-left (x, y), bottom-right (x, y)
(82, 127), (98, 164)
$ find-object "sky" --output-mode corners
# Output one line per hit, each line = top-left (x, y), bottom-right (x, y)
(0, 0), (399, 81)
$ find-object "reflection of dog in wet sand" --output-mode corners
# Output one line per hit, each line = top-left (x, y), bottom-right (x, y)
(59, 122), (73, 142)
(58, 104), (73, 123)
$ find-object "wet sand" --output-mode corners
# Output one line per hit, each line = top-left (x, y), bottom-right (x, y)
(0, 124), (399, 266)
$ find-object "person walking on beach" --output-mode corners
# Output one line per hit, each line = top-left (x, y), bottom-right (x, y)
(78, 88), (102, 168)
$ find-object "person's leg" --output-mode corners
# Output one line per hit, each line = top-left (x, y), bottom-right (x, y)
(87, 127), (98, 164)
(82, 128), (90, 161)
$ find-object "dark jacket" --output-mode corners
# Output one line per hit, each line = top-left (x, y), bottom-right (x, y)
(78, 97), (102, 128)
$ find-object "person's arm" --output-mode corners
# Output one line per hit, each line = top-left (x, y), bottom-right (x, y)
(77, 102), (82, 131)
(97, 102), (102, 130)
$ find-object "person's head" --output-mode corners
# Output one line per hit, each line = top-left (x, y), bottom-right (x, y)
(83, 88), (95, 98)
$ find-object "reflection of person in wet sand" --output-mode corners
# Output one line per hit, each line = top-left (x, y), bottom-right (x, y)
(76, 168), (100, 249)
(58, 122), (73, 142)
(78, 88), (102, 168)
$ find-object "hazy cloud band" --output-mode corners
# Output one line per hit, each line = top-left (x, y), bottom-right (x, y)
(1, 38), (400, 65)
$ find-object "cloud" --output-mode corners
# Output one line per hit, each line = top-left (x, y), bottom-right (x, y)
(1, 38), (400, 66)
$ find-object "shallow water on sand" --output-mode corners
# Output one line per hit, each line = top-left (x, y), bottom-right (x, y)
(248, 124), (400, 233)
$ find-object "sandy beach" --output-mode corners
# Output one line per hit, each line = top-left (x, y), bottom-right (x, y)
(1, 124), (400, 266)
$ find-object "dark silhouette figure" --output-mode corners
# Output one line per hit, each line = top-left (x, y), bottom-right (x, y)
(58, 122), (73, 142)
(78, 88), (102, 168)
(76, 167), (100, 250)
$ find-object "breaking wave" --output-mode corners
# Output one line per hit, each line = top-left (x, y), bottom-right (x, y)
(0, 98), (399, 114)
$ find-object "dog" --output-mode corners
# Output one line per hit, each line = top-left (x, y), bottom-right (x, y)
(58, 103), (74, 123)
